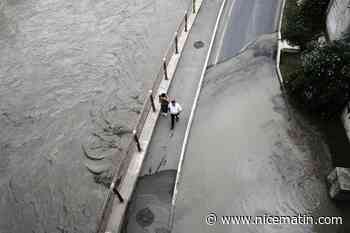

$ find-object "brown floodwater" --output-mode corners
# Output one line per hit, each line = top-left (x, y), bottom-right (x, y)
(0, 0), (187, 232)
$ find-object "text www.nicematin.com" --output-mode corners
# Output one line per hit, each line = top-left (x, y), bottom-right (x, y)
(205, 213), (343, 225)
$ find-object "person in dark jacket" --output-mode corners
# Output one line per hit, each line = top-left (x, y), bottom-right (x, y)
(159, 93), (169, 116)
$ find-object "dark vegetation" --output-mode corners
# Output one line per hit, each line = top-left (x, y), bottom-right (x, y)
(281, 0), (350, 119)
(282, 0), (329, 49)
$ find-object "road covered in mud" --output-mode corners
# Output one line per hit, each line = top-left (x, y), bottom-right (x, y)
(171, 34), (350, 233)
(0, 0), (188, 232)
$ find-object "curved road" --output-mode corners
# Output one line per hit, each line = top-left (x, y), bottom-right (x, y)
(210, 0), (280, 64)
(172, 0), (349, 232)
(123, 1), (308, 233)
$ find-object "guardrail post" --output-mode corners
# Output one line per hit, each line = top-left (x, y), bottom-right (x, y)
(175, 33), (179, 54)
(133, 130), (142, 152)
(185, 12), (188, 32)
(149, 90), (156, 112)
(112, 183), (124, 203)
(192, 0), (196, 14)
(163, 59), (168, 80)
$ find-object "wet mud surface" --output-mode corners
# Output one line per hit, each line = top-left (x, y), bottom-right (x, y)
(122, 170), (175, 233)
(0, 0), (187, 232)
(172, 34), (350, 233)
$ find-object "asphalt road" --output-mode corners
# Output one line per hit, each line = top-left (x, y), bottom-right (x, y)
(209, 0), (280, 64)
(123, 1), (350, 233)
(123, 0), (288, 232)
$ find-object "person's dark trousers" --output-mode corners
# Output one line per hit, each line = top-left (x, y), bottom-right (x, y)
(170, 113), (179, 130)
(161, 104), (168, 113)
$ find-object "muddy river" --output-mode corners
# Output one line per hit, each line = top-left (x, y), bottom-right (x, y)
(0, 0), (187, 232)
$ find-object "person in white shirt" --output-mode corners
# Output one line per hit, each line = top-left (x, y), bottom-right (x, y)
(168, 99), (182, 130)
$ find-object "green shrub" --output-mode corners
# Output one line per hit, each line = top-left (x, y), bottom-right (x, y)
(282, 0), (310, 47)
(282, 0), (330, 48)
(285, 40), (350, 118)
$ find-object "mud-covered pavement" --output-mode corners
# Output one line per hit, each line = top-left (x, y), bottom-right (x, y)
(122, 170), (176, 233)
(0, 0), (188, 232)
(171, 33), (350, 233)
(122, 1), (225, 232)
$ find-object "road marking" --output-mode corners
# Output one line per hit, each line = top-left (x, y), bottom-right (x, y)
(276, 0), (287, 87)
(213, 0), (237, 64)
(168, 0), (229, 229)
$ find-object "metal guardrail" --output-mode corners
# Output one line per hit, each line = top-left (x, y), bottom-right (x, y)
(95, 1), (197, 233)
(276, 0), (287, 89)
